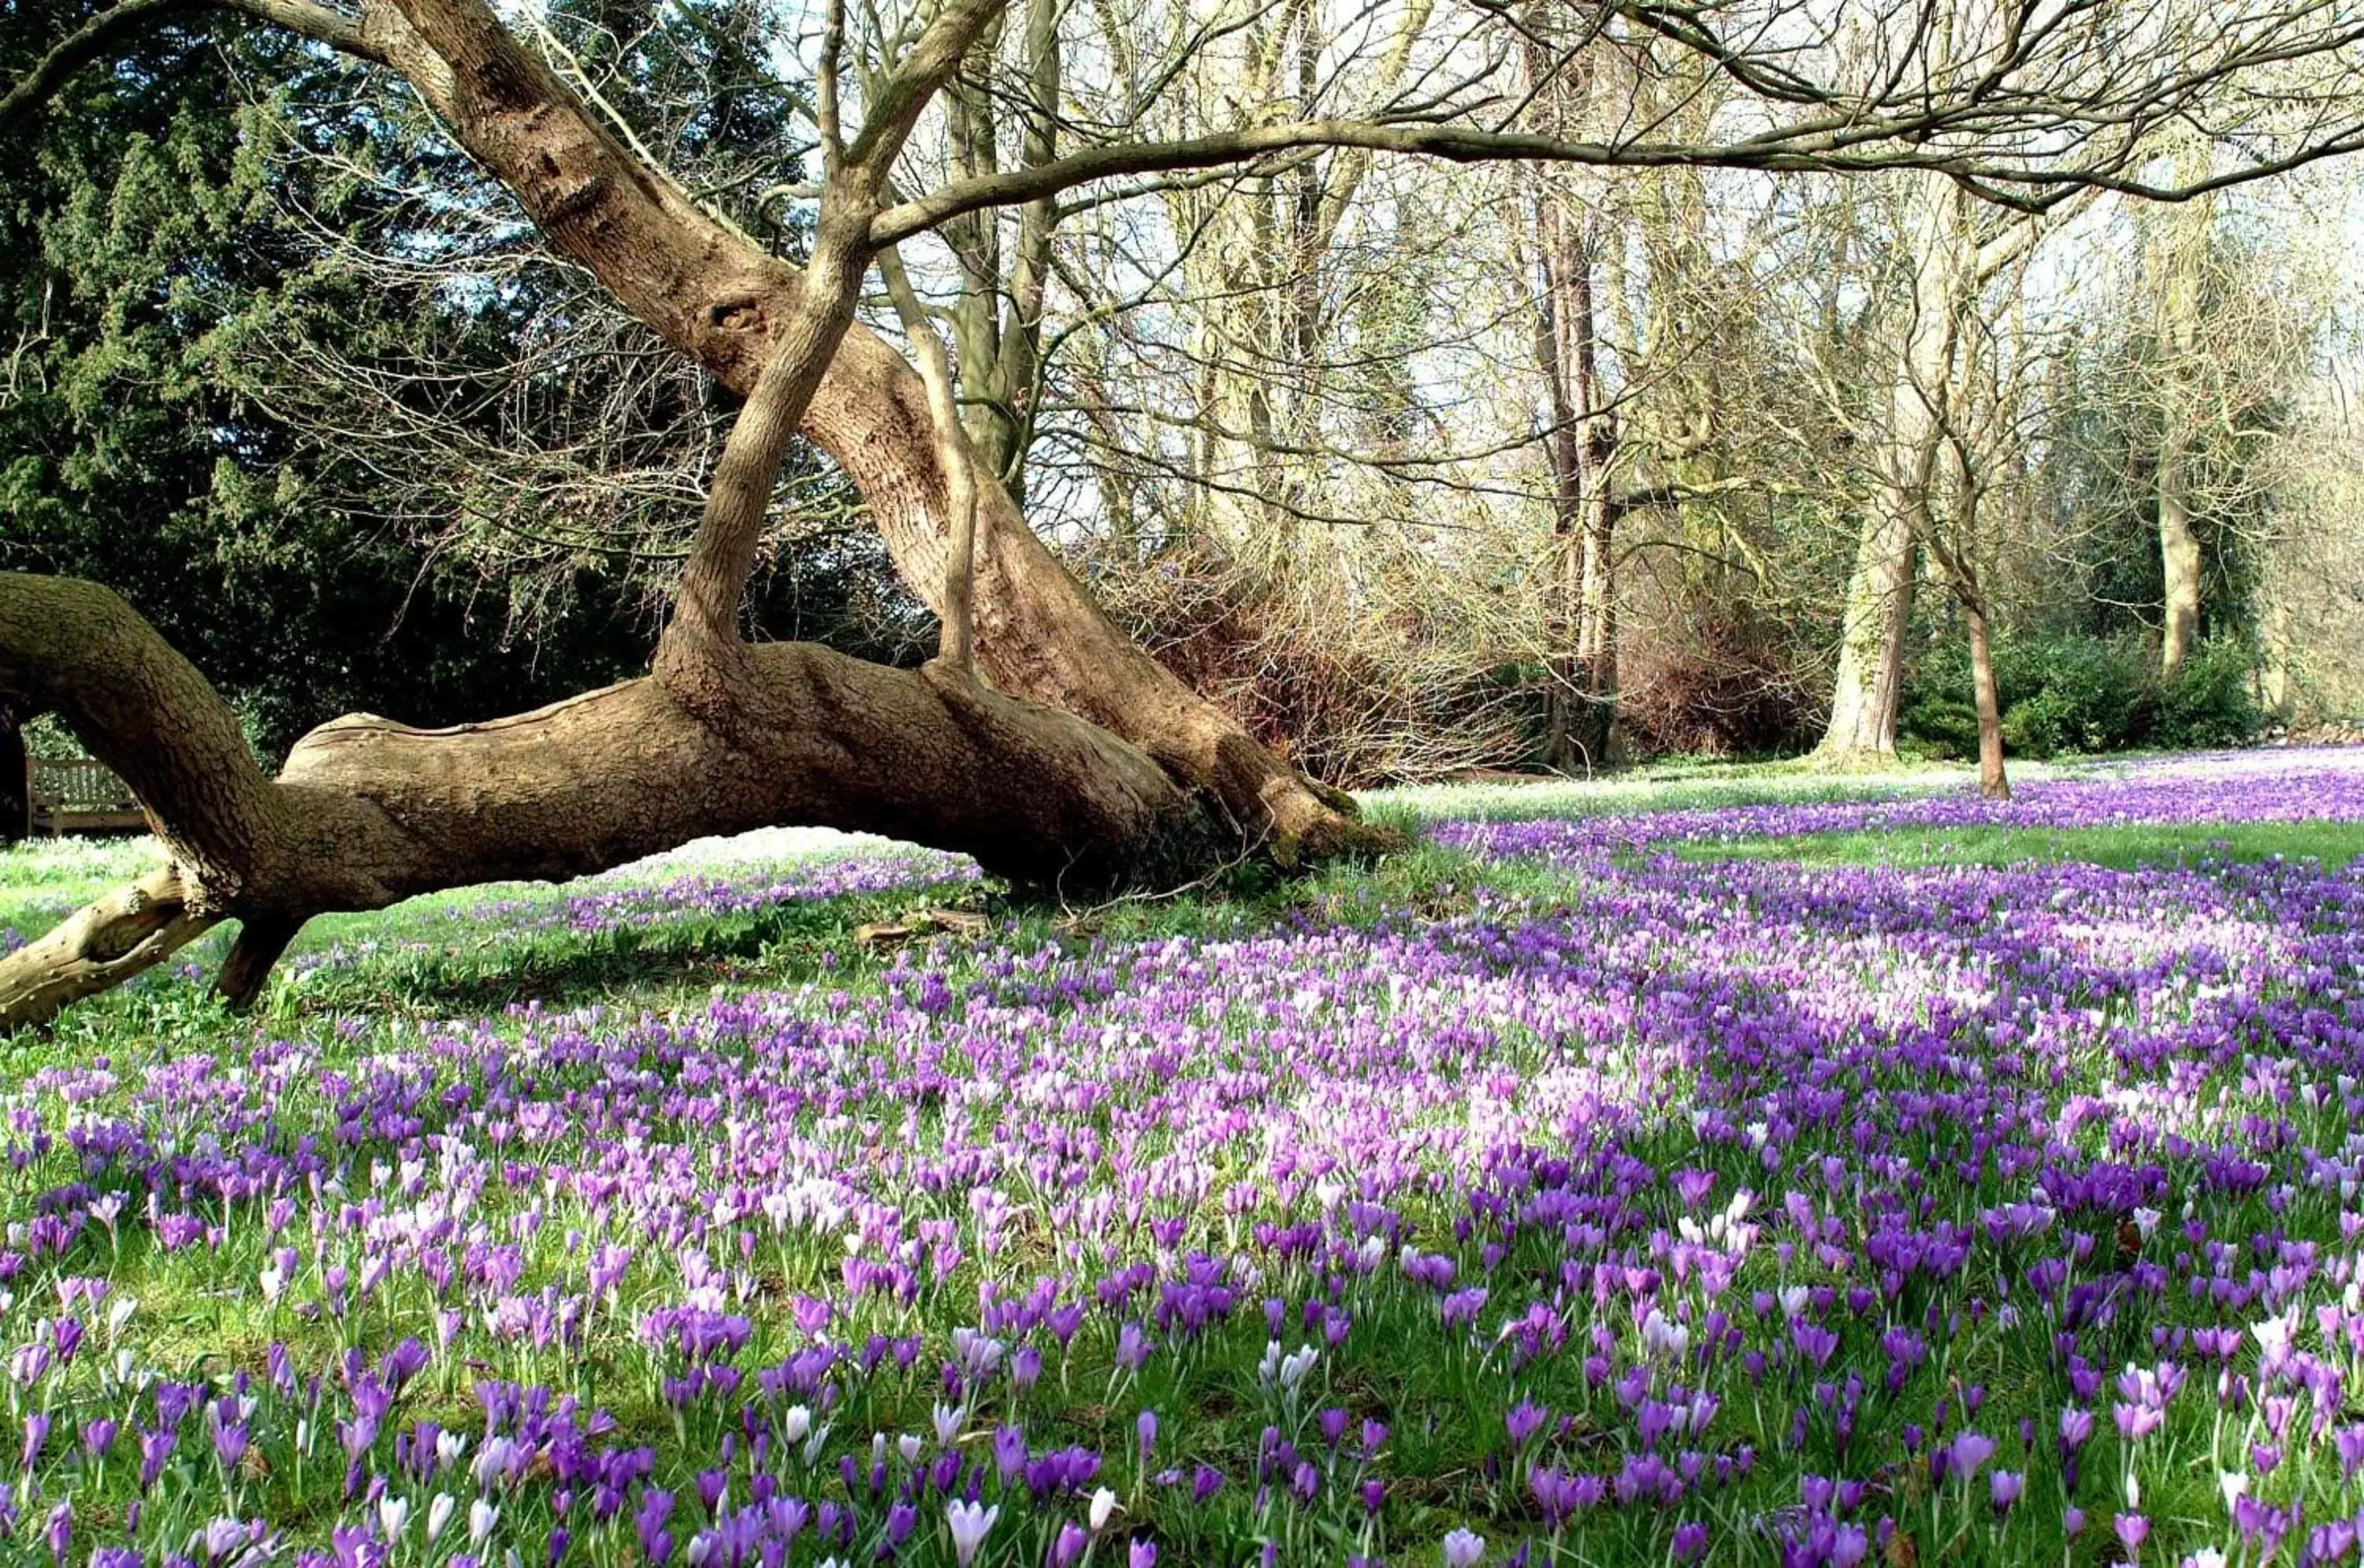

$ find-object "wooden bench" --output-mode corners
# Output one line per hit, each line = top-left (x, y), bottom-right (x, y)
(24, 754), (147, 838)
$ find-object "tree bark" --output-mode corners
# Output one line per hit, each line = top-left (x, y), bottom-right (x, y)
(1529, 158), (1619, 772)
(1819, 506), (1916, 764)
(215, 914), (300, 1012)
(1966, 596), (2009, 801)
(0, 867), (214, 1032)
(2151, 138), (2212, 678)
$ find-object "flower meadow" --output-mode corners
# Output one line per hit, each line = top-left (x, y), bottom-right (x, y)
(6, 753), (2364, 1566)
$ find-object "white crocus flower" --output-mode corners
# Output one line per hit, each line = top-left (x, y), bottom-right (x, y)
(946, 1500), (999, 1568)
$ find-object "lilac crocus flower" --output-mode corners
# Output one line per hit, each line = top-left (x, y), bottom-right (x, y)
(636, 1488), (675, 1564)
(1945, 1432), (1997, 1483)
(2059, 1408), (2094, 1450)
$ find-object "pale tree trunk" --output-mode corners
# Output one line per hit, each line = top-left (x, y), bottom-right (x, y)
(1820, 507), (1917, 762)
(2158, 463), (2202, 674)
(987, 0), (1061, 500)
(0, 0), (1377, 1030)
(2259, 589), (2295, 717)
(2151, 142), (2214, 677)
(940, 0), (1059, 507)
(1931, 451), (2009, 801)
(1817, 173), (1964, 765)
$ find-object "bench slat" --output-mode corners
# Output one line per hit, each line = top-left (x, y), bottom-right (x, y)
(28, 755), (144, 835)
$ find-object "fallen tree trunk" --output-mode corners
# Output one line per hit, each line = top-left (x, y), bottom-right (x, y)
(0, 0), (1388, 1031)
(0, 574), (1221, 1028)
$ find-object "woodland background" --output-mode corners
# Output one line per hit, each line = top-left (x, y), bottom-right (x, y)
(6, 0), (2358, 785)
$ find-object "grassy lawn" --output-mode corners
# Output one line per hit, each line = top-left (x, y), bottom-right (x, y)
(1683, 817), (2364, 871)
(0, 751), (2360, 1566)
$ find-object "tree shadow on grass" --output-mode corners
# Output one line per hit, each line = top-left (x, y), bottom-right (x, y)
(278, 895), (935, 1017)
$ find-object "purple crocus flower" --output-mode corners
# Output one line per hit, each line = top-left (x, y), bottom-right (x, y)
(137, 1428), (175, 1492)
(1504, 1401), (1548, 1447)
(636, 1488), (675, 1563)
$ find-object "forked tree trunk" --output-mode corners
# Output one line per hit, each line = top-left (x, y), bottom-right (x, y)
(1966, 597), (2009, 801)
(355, 0), (1366, 860)
(1816, 174), (1965, 769)
(0, 0), (1381, 1029)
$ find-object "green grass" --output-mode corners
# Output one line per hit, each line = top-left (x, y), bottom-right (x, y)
(0, 831), (168, 929)
(1683, 818), (2364, 871)
(1367, 756), (2021, 826)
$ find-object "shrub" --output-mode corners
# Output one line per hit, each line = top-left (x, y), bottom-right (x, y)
(2153, 638), (2262, 749)
(1619, 611), (1819, 759)
(1898, 644), (1978, 759)
(1903, 630), (2253, 760)
(1997, 635), (2154, 757)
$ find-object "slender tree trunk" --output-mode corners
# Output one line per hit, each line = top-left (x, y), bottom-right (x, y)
(1530, 177), (1618, 771)
(2158, 448), (2202, 674)
(1531, 188), (1584, 771)
(2259, 589), (2294, 717)
(1966, 596), (2009, 800)
(976, 0), (1061, 503)
(2151, 139), (2213, 678)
